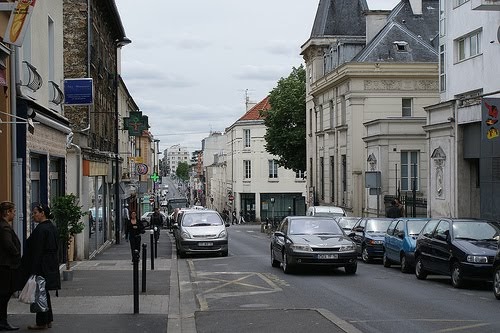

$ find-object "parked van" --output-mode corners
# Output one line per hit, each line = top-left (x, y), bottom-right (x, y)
(306, 206), (347, 217)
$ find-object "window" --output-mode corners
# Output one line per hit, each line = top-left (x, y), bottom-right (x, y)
(268, 160), (278, 179)
(244, 129), (251, 148)
(329, 100), (335, 129)
(31, 156), (41, 208)
(439, 0), (446, 37)
(320, 157), (325, 200)
(456, 30), (481, 62)
(341, 155), (347, 192)
(295, 170), (305, 179)
(309, 108), (313, 135)
(439, 45), (446, 92)
(401, 151), (419, 191)
(433, 221), (450, 241)
(330, 156), (335, 202)
(319, 104), (323, 131)
(402, 98), (412, 117)
(340, 95), (346, 125)
(422, 220), (439, 238)
(49, 158), (64, 201)
(456, 0), (469, 6)
(244, 160), (251, 179)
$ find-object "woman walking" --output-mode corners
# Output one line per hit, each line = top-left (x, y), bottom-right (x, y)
(21, 204), (61, 330)
(0, 201), (21, 331)
(125, 211), (144, 262)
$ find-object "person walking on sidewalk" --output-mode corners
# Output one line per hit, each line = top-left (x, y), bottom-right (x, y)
(21, 204), (61, 330)
(0, 201), (21, 331)
(150, 207), (164, 241)
(125, 211), (144, 262)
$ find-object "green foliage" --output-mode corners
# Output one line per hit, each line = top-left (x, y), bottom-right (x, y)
(176, 161), (189, 181)
(263, 65), (306, 172)
(51, 194), (86, 269)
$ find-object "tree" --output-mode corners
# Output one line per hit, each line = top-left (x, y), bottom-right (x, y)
(176, 161), (189, 181)
(263, 65), (306, 172)
(51, 194), (86, 270)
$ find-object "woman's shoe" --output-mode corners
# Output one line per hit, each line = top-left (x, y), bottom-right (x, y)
(27, 324), (48, 330)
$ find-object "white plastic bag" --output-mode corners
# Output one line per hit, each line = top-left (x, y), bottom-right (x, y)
(18, 275), (37, 304)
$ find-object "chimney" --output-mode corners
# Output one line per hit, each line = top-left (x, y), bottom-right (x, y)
(365, 10), (390, 44)
(409, 0), (423, 15)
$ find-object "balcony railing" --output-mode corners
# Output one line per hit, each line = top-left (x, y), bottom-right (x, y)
(21, 61), (42, 92)
(48, 81), (64, 105)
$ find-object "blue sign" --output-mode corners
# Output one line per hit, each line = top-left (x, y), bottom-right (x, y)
(64, 78), (94, 105)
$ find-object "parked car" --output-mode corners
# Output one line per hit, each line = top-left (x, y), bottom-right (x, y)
(493, 242), (500, 299)
(306, 205), (347, 217)
(270, 216), (357, 274)
(349, 217), (394, 263)
(140, 211), (167, 227)
(414, 218), (500, 288)
(383, 218), (432, 272)
(173, 209), (229, 257)
(334, 216), (360, 233)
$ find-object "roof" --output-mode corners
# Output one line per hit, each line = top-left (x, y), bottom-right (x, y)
(310, 0), (368, 38)
(238, 96), (271, 121)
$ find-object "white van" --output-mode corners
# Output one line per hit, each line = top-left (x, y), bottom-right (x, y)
(306, 206), (347, 217)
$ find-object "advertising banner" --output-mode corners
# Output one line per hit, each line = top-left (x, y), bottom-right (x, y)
(3, 0), (37, 46)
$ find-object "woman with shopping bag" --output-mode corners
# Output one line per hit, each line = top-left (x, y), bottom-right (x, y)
(20, 204), (60, 330)
(0, 201), (21, 331)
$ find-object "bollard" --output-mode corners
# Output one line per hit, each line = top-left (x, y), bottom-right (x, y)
(133, 248), (140, 314)
(154, 226), (158, 259)
(150, 229), (155, 270)
(142, 243), (147, 292)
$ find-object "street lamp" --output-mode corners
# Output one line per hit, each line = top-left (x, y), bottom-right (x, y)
(114, 36), (132, 245)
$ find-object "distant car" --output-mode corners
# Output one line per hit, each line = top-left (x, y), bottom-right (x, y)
(306, 206), (347, 217)
(415, 218), (500, 288)
(173, 209), (229, 257)
(383, 218), (432, 273)
(334, 216), (360, 233)
(140, 211), (167, 227)
(270, 216), (357, 274)
(349, 217), (394, 263)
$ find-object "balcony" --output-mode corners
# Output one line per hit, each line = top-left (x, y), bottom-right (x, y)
(21, 61), (42, 92)
(48, 81), (64, 105)
(472, 0), (500, 10)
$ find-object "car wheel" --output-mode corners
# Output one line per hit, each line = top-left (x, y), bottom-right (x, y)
(415, 256), (427, 280)
(362, 246), (371, 263)
(493, 266), (500, 300)
(282, 251), (293, 274)
(345, 262), (357, 275)
(383, 252), (391, 268)
(451, 262), (465, 288)
(271, 247), (280, 268)
(400, 253), (410, 273)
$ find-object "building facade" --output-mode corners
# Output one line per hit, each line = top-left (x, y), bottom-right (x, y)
(167, 144), (190, 175)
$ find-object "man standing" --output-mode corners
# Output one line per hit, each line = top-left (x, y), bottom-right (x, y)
(150, 207), (164, 240)
(386, 200), (402, 218)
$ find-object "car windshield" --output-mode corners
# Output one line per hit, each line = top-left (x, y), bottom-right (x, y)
(182, 213), (223, 227)
(365, 219), (393, 233)
(407, 220), (429, 235)
(336, 217), (358, 230)
(453, 221), (500, 241)
(289, 219), (342, 235)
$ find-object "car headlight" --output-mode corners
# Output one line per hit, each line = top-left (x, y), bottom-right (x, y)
(180, 231), (191, 239)
(218, 230), (227, 238)
(290, 244), (313, 252)
(338, 244), (356, 252)
(467, 255), (488, 263)
(366, 239), (383, 245)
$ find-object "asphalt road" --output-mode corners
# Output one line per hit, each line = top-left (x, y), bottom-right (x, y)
(181, 224), (500, 333)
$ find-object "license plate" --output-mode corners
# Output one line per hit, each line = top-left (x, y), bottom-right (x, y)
(317, 254), (338, 259)
(198, 242), (213, 247)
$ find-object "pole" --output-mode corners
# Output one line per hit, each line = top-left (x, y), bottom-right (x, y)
(154, 226), (158, 258)
(114, 59), (121, 245)
(150, 230), (155, 270)
(133, 248), (139, 313)
(141, 243), (147, 292)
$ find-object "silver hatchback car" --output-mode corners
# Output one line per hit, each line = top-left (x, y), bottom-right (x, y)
(173, 209), (229, 257)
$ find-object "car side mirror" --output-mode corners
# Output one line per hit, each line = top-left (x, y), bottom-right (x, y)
(398, 232), (405, 239)
(348, 232), (356, 238)
(225, 222), (230, 227)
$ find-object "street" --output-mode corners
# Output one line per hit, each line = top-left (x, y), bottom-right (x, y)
(179, 224), (500, 333)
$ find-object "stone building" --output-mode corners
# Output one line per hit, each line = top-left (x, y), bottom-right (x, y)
(302, 0), (440, 217)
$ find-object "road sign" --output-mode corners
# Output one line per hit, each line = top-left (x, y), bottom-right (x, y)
(149, 196), (155, 203)
(228, 195), (234, 201)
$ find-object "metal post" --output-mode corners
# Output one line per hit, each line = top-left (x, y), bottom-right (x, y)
(154, 226), (158, 258)
(141, 243), (147, 292)
(150, 230), (154, 270)
(132, 248), (139, 313)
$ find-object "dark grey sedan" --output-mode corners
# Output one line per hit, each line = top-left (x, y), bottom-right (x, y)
(270, 216), (358, 274)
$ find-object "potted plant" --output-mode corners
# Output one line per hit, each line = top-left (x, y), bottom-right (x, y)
(51, 194), (86, 280)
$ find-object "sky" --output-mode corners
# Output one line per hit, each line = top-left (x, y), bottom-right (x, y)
(115, 0), (401, 154)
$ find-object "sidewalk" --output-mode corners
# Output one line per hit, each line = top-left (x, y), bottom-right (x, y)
(8, 229), (173, 333)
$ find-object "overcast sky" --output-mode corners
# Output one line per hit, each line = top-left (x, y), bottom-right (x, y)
(115, 0), (401, 154)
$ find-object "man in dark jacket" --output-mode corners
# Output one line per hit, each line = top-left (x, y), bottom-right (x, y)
(150, 207), (164, 240)
(386, 200), (402, 218)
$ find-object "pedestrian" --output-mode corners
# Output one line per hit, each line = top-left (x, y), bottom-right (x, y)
(125, 211), (144, 262)
(394, 198), (405, 217)
(150, 207), (164, 240)
(231, 210), (237, 225)
(21, 203), (61, 330)
(0, 201), (21, 331)
(239, 210), (245, 224)
(386, 200), (403, 218)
